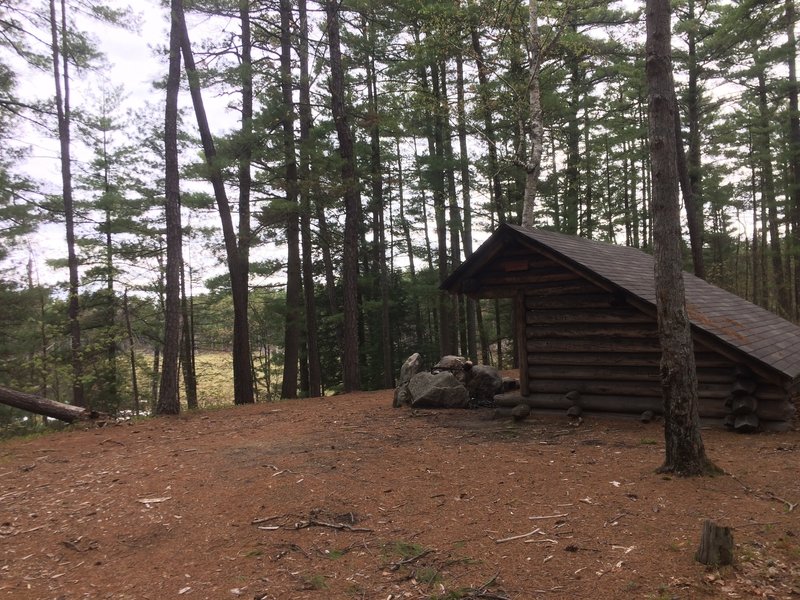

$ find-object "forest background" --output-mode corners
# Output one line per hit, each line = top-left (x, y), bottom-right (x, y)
(0, 0), (798, 427)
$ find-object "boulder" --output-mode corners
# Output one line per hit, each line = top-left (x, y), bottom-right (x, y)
(393, 353), (423, 408)
(465, 364), (503, 402)
(511, 404), (531, 421)
(408, 371), (469, 409)
(433, 355), (468, 384)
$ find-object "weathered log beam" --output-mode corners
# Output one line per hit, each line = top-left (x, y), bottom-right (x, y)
(526, 323), (658, 339)
(526, 308), (651, 325)
(0, 386), (107, 424)
(525, 293), (620, 310)
(527, 365), (736, 384)
(525, 378), (738, 399)
(527, 351), (731, 368)
(526, 338), (661, 354)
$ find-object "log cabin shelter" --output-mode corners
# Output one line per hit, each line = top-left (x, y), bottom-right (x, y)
(441, 224), (800, 431)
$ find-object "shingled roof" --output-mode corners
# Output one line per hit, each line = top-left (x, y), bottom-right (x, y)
(443, 224), (800, 383)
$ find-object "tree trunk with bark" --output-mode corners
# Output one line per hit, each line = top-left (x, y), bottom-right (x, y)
(279, 0), (301, 399)
(157, 0), (184, 416)
(0, 386), (107, 423)
(298, 0), (321, 398)
(521, 0), (543, 228)
(645, 0), (717, 476)
(176, 0), (254, 404)
(49, 0), (84, 408)
(326, 0), (360, 392)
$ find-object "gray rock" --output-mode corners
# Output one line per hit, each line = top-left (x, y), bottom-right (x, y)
(511, 404), (531, 421)
(433, 355), (468, 384)
(466, 364), (503, 402)
(566, 405), (583, 418)
(408, 371), (469, 408)
(640, 410), (655, 423)
(393, 353), (423, 408)
(398, 353), (422, 386)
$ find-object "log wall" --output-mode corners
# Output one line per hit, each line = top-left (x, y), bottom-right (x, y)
(512, 263), (797, 430)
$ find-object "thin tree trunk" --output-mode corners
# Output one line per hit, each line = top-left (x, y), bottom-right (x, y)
(180, 260), (197, 409)
(786, 0), (800, 319)
(646, 0), (716, 475)
(298, 0), (321, 397)
(326, 0), (360, 391)
(123, 290), (140, 416)
(364, 30), (393, 388)
(157, 0), (184, 415)
(280, 0), (301, 399)
(455, 52), (478, 360)
(470, 22), (504, 224)
(49, 0), (84, 408)
(755, 64), (789, 315)
(176, 1), (254, 404)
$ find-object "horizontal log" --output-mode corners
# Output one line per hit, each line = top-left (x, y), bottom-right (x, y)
(494, 393), (794, 429)
(526, 338), (661, 354)
(0, 385), (107, 423)
(525, 379), (736, 399)
(525, 293), (622, 310)
(494, 393), (731, 419)
(526, 308), (651, 325)
(527, 365), (736, 385)
(526, 323), (658, 339)
(526, 351), (732, 369)
(475, 274), (581, 287)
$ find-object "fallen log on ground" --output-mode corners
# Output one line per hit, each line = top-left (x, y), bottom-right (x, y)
(0, 386), (108, 424)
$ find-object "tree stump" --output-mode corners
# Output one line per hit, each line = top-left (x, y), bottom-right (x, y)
(695, 520), (734, 566)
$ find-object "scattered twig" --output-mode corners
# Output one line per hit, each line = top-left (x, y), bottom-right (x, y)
(528, 513), (568, 520)
(459, 573), (511, 600)
(388, 548), (434, 571)
(294, 519), (372, 532)
(136, 496), (171, 505)
(495, 528), (541, 544)
(251, 516), (282, 525)
(100, 438), (125, 446)
(524, 538), (558, 544)
(766, 491), (797, 512)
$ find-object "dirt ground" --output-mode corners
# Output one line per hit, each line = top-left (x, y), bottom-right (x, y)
(0, 390), (798, 600)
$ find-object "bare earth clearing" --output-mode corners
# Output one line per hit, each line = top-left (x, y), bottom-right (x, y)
(1, 390), (798, 600)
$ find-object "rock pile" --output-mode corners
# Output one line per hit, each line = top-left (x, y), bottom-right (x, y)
(393, 353), (507, 409)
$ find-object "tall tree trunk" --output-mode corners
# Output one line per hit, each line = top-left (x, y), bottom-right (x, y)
(521, 0), (543, 228)
(176, 1), (254, 404)
(426, 61), (455, 357)
(645, 0), (716, 476)
(326, 0), (360, 391)
(157, 0), (184, 415)
(564, 48), (581, 235)
(180, 261), (197, 409)
(455, 52), (478, 360)
(298, 0), (321, 397)
(279, 0), (301, 399)
(364, 27), (393, 388)
(786, 0), (800, 319)
(49, 0), (84, 408)
(470, 23), (504, 224)
(237, 0), (255, 393)
(755, 62), (789, 315)
(677, 0), (706, 279)
(123, 290), (140, 416)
